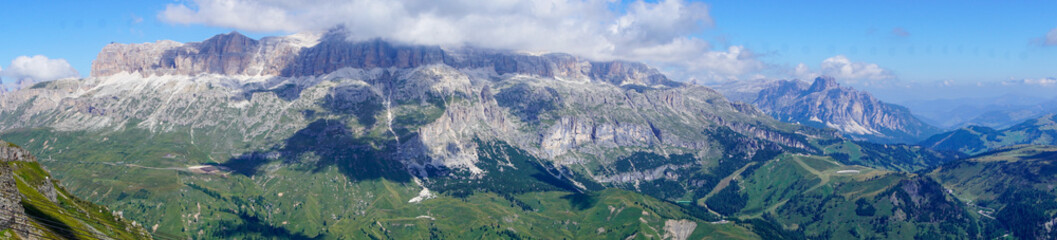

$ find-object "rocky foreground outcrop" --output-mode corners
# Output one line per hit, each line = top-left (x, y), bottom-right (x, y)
(0, 142), (35, 238)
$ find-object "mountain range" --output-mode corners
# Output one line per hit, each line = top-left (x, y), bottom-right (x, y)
(921, 114), (1057, 155)
(901, 95), (1057, 129)
(0, 29), (1051, 239)
(716, 77), (941, 144)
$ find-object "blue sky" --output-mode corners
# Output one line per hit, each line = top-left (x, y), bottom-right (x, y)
(704, 0), (1057, 83)
(1, 0), (1054, 100)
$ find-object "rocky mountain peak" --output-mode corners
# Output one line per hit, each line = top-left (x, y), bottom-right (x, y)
(199, 31), (258, 50)
(179, 31), (261, 75)
(751, 76), (939, 143)
(808, 76), (839, 92)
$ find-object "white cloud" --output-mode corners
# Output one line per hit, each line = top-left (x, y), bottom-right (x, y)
(158, 0), (762, 81)
(609, 0), (712, 49)
(794, 62), (819, 80)
(1, 55), (81, 88)
(819, 55), (894, 81)
(684, 46), (765, 79)
(1003, 77), (1057, 87)
(1045, 28), (1057, 46)
(789, 55), (894, 86)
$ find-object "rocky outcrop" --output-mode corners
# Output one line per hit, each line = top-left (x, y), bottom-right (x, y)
(663, 219), (697, 240)
(0, 142), (34, 163)
(0, 141), (37, 238)
(0, 144), (56, 203)
(0, 159), (31, 238)
(1, 141), (57, 203)
(753, 76), (939, 143)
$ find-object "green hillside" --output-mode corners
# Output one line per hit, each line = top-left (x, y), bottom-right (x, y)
(0, 140), (152, 240)
(921, 114), (1057, 155)
(698, 153), (986, 239)
(0, 124), (977, 239)
(929, 145), (1057, 240)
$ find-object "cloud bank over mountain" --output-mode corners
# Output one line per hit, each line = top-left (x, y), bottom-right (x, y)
(793, 55), (895, 86)
(159, 0), (765, 81)
(153, 0), (1056, 99)
(0, 55), (79, 89)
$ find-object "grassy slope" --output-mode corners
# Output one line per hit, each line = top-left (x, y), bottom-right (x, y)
(1, 121), (988, 240)
(928, 145), (1057, 239)
(930, 145), (1057, 203)
(921, 114), (1057, 155)
(709, 153), (984, 239)
(3, 150), (151, 239)
(1, 129), (764, 239)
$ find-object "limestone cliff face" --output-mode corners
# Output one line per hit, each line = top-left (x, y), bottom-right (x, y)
(90, 29), (678, 88)
(92, 32), (314, 77)
(91, 39), (186, 77)
(163, 32), (261, 75)
(752, 76), (939, 143)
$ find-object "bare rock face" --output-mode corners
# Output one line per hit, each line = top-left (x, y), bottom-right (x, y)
(91, 40), (185, 77)
(753, 76), (939, 143)
(807, 75), (840, 92)
(662, 219), (697, 240)
(281, 37), (447, 76)
(163, 31), (260, 75)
